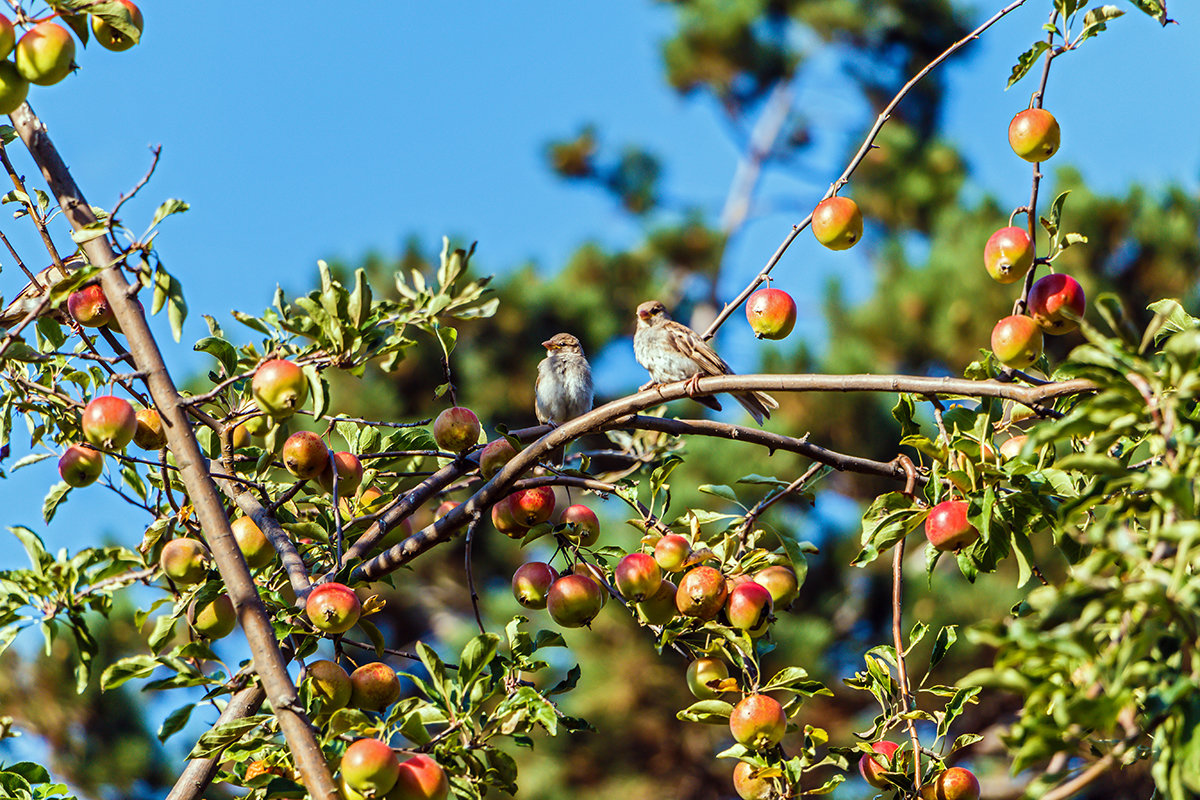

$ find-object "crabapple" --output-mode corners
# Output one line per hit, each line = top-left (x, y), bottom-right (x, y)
(252, 359), (308, 419)
(1009, 108), (1060, 162)
(746, 287), (797, 340)
(991, 315), (1043, 369)
(305, 582), (361, 634)
(812, 196), (863, 250)
(925, 500), (979, 552)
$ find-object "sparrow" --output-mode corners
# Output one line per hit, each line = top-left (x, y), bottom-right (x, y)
(633, 299), (777, 425)
(535, 333), (594, 463)
(0, 254), (85, 329)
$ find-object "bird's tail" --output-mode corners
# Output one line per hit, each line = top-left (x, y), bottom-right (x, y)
(732, 390), (779, 426)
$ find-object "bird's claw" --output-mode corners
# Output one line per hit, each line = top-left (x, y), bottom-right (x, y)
(684, 374), (703, 398)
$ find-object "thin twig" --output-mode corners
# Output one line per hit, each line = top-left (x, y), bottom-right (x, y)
(891, 456), (922, 789)
(463, 516), (486, 635)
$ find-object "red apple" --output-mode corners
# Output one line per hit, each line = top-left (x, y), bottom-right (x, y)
(252, 359), (308, 419)
(490, 496), (527, 539)
(435, 501), (459, 520)
(15, 23), (74, 86)
(0, 14), (13, 59)
(67, 284), (112, 327)
(58, 443), (104, 487)
(341, 737), (400, 797)
(984, 226), (1034, 284)
(282, 431), (329, 480)
(433, 407), (481, 453)
(547, 574), (604, 628)
(349, 662), (401, 712)
(726, 581), (773, 631)
(732, 760), (772, 800)
(188, 593), (236, 639)
(654, 534), (691, 572)
(318, 451), (364, 495)
(573, 562), (609, 608)
(231, 516), (274, 569)
(675, 566), (728, 619)
(305, 582), (361, 634)
(925, 500), (978, 552)
(509, 486), (555, 527)
(91, 0), (143, 51)
(753, 565), (799, 608)
(858, 740), (900, 788)
(614, 552), (662, 602)
(512, 562), (558, 609)
(745, 288), (797, 340)
(636, 579), (677, 625)
(159, 538), (210, 585)
(686, 657), (730, 700)
(81, 395), (137, 450)
(812, 196), (863, 251)
(560, 504), (600, 547)
(479, 438), (517, 479)
(1009, 108), (1060, 162)
(390, 755), (449, 800)
(999, 434), (1028, 460)
(924, 767), (981, 800)
(729, 694), (787, 749)
(304, 659), (352, 711)
(1027, 273), (1085, 334)
(991, 315), (1043, 369)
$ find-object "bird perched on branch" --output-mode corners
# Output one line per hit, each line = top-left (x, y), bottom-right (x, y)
(535, 332), (594, 464)
(633, 299), (777, 425)
(0, 254), (86, 329)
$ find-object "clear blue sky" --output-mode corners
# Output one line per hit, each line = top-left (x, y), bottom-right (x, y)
(2, 2), (1197, 573)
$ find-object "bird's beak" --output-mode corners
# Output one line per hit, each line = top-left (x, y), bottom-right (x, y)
(541, 339), (554, 349)
(637, 309), (649, 321)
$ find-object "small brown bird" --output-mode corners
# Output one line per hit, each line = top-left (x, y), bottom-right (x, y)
(535, 333), (594, 466)
(633, 300), (777, 425)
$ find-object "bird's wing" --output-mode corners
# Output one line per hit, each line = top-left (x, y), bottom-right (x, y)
(664, 320), (732, 377)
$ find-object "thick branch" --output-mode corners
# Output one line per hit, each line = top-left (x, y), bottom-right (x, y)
(164, 684), (266, 800)
(9, 103), (337, 800)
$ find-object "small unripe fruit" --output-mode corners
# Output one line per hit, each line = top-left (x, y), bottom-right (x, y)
(491, 496), (527, 539)
(509, 486), (555, 527)
(1009, 107), (1060, 162)
(686, 657), (729, 700)
(984, 226), (1034, 284)
(732, 761), (772, 800)
(304, 659), (352, 710)
(189, 593), (236, 639)
(729, 694), (787, 749)
(231, 516), (274, 569)
(340, 737), (401, 797)
(252, 359), (308, 419)
(858, 740), (900, 788)
(726, 581), (773, 631)
(282, 431), (329, 480)
(231, 423), (250, 450)
(435, 501), (458, 520)
(924, 767), (981, 800)
(81, 396), (137, 450)
(0, 60), (28, 115)
(15, 23), (74, 86)
(745, 288), (797, 340)
(1027, 273), (1085, 334)
(318, 451), (364, 495)
(753, 565), (799, 608)
(991, 315), (1043, 369)
(478, 438), (517, 479)
(58, 443), (103, 487)
(433, 407), (481, 453)
(390, 755), (449, 800)
(0, 14), (13, 59)
(131, 408), (167, 450)
(305, 582), (361, 634)
(67, 284), (111, 327)
(636, 579), (677, 625)
(675, 566), (728, 619)
(512, 562), (558, 609)
(573, 562), (609, 608)
(349, 662), (401, 711)
(159, 538), (211, 585)
(91, 0), (143, 52)
(925, 500), (978, 552)
(999, 434), (1028, 460)
(614, 552), (662, 602)
(812, 196), (863, 251)
(547, 574), (604, 628)
(560, 504), (600, 547)
(654, 534), (691, 572)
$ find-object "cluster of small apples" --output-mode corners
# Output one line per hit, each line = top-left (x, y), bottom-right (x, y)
(859, 741), (980, 800)
(0, 1), (144, 114)
(58, 393), (166, 486)
(304, 657), (404, 716)
(337, 737), (448, 800)
(985, 108), (1087, 371)
(281, 430), (364, 495)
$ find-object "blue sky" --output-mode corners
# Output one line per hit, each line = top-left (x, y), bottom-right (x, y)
(1, 2), (1197, 581)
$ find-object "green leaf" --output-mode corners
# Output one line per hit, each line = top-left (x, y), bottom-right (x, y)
(698, 484), (738, 503)
(187, 715), (271, 759)
(677, 699), (734, 723)
(1125, 0), (1168, 24)
(1007, 41), (1051, 89)
(930, 625), (957, 669)
(158, 702), (195, 742)
(459, 632), (500, 687)
(150, 198), (189, 229)
(42, 481), (71, 524)
(11, 526), (49, 573)
(100, 654), (159, 689)
(194, 337), (238, 377)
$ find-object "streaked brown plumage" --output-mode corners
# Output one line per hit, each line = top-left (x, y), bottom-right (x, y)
(632, 300), (777, 425)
